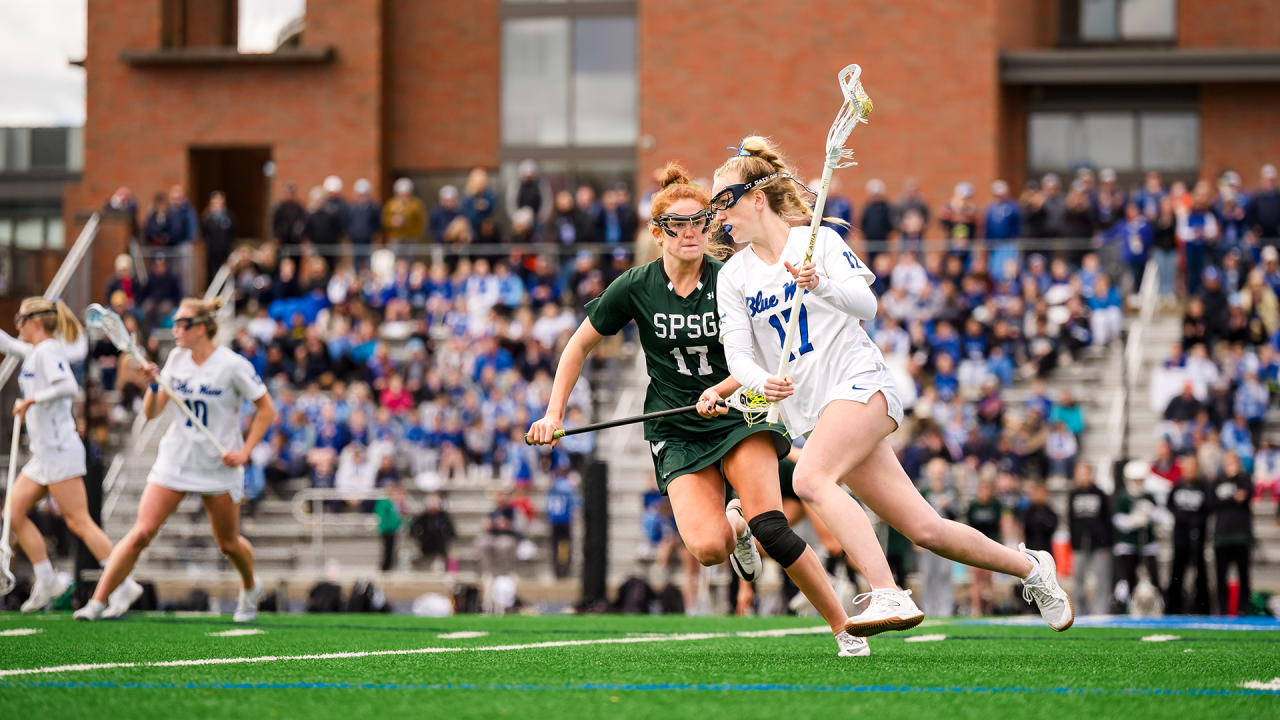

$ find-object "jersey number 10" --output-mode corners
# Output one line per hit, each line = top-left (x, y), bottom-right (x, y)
(767, 306), (815, 362)
(183, 399), (209, 427)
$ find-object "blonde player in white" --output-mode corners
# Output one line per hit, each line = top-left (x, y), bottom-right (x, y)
(76, 297), (277, 622)
(710, 137), (1073, 634)
(0, 297), (143, 613)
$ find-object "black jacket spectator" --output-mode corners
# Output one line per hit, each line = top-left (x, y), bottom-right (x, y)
(861, 199), (893, 241)
(201, 206), (236, 282)
(139, 266), (183, 307)
(1164, 389), (1203, 423)
(1170, 477), (1210, 532)
(411, 507), (457, 557)
(303, 198), (348, 247)
(348, 198), (382, 248)
(1210, 472), (1254, 546)
(272, 195), (306, 245)
(1068, 486), (1112, 552)
(1252, 186), (1280, 239)
(1018, 502), (1058, 553)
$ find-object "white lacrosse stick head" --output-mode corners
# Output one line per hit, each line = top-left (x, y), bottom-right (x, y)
(724, 387), (775, 429)
(85, 303), (136, 354)
(826, 63), (873, 170)
(0, 563), (14, 597)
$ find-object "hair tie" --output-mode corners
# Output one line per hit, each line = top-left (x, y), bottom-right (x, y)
(726, 139), (750, 158)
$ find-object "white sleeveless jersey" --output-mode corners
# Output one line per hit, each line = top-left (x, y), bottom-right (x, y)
(717, 226), (884, 436)
(153, 346), (267, 480)
(15, 340), (80, 455)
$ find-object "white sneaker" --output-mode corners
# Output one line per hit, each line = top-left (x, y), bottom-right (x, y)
(74, 598), (106, 621)
(21, 577), (67, 613)
(103, 578), (144, 619)
(835, 630), (871, 657)
(1019, 544), (1075, 631)
(845, 588), (925, 637)
(233, 577), (263, 623)
(725, 500), (760, 583)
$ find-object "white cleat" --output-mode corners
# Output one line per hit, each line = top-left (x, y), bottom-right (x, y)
(1019, 543), (1075, 631)
(725, 500), (761, 583)
(845, 588), (925, 637)
(233, 577), (263, 623)
(835, 630), (871, 657)
(73, 598), (106, 621)
(103, 578), (144, 619)
(21, 577), (67, 613)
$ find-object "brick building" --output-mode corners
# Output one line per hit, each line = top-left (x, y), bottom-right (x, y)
(62, 0), (1280, 281)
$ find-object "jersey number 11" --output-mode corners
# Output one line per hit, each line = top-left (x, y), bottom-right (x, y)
(767, 306), (815, 362)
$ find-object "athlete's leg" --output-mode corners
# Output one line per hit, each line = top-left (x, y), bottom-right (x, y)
(8, 476), (51, 565)
(203, 492), (256, 589)
(666, 468), (735, 566)
(45, 477), (113, 561)
(803, 502), (857, 579)
(789, 402), (899, 589)
(815, 394), (1034, 578)
(723, 432), (848, 634)
(93, 483), (186, 603)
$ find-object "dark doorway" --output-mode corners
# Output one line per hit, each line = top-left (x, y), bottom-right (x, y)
(189, 146), (271, 243)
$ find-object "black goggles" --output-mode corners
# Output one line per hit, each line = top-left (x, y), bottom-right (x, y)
(653, 209), (714, 237)
(709, 173), (817, 211)
(14, 310), (53, 326)
(173, 315), (212, 331)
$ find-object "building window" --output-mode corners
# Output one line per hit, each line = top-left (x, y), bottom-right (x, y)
(1028, 110), (1198, 174)
(502, 13), (636, 148)
(1078, 0), (1176, 42)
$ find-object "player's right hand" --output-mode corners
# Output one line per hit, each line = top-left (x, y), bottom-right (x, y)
(526, 416), (562, 447)
(762, 375), (794, 403)
(138, 361), (160, 383)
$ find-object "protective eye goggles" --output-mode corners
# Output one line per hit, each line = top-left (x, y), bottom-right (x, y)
(709, 173), (816, 212)
(14, 310), (53, 326)
(653, 209), (714, 237)
(173, 315), (213, 331)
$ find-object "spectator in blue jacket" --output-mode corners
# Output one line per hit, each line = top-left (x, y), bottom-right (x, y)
(428, 185), (461, 242)
(166, 184), (199, 245)
(347, 179), (381, 267)
(984, 180), (1022, 281)
(545, 471), (581, 579)
(859, 179), (893, 243)
(462, 168), (496, 231)
(821, 176), (854, 239)
(1106, 203), (1153, 290)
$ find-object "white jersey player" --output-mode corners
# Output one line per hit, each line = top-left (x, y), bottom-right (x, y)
(711, 136), (1073, 634)
(0, 297), (142, 613)
(77, 297), (277, 622)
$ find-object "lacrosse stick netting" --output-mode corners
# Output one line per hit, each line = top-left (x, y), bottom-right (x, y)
(766, 64), (872, 424)
(85, 304), (227, 454)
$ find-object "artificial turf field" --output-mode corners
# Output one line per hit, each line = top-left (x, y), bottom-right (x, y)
(1, 611), (1277, 720)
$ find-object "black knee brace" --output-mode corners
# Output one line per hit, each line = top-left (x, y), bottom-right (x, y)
(749, 510), (807, 568)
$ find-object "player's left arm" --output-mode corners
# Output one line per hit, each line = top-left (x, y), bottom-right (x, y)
(784, 228), (878, 321)
(223, 364), (277, 467)
(16, 349), (78, 419)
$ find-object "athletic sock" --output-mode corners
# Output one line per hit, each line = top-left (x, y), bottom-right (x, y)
(33, 560), (55, 586)
(1022, 551), (1041, 581)
(824, 552), (845, 577)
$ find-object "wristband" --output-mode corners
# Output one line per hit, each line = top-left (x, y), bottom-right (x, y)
(149, 381), (159, 392)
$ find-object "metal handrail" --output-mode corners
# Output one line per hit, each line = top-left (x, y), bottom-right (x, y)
(291, 488), (412, 565)
(1100, 256), (1159, 494)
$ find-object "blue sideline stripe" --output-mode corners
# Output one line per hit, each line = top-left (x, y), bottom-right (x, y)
(3, 680), (1277, 697)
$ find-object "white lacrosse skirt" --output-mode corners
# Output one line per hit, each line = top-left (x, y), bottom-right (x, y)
(22, 442), (87, 486)
(147, 465), (245, 504)
(815, 363), (905, 431)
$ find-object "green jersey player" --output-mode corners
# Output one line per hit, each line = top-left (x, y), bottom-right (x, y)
(528, 164), (868, 657)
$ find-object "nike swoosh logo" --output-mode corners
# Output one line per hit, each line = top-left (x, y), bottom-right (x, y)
(851, 385), (863, 390)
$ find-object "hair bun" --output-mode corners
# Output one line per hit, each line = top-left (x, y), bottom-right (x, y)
(209, 296), (225, 311)
(658, 162), (695, 190)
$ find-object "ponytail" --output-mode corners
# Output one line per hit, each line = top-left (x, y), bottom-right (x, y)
(54, 300), (82, 343)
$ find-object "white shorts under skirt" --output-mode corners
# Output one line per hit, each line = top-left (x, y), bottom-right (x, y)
(22, 443), (87, 486)
(147, 466), (245, 504)
(815, 364), (905, 431)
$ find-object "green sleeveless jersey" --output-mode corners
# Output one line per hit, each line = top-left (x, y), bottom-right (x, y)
(586, 256), (746, 443)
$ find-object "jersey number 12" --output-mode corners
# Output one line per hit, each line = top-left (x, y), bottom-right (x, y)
(767, 306), (815, 361)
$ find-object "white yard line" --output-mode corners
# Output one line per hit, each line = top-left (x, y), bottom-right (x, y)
(0, 626), (830, 679)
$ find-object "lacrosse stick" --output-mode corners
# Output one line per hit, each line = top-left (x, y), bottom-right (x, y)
(84, 304), (226, 455)
(0, 412), (20, 596)
(525, 388), (774, 445)
(767, 63), (873, 424)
